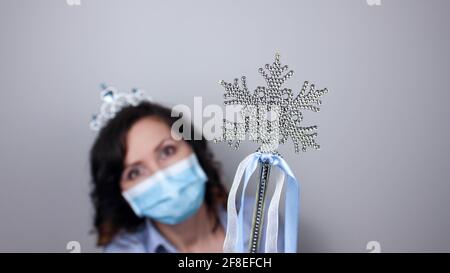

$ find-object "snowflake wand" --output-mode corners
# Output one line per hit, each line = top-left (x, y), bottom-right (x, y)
(215, 53), (328, 253)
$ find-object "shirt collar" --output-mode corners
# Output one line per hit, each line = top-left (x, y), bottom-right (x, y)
(144, 206), (227, 253)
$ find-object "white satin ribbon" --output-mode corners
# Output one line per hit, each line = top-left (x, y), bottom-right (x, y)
(223, 152), (300, 253)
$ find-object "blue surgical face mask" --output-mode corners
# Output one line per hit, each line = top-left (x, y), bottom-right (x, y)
(122, 153), (207, 225)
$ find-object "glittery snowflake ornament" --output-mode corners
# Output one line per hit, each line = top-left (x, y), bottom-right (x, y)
(215, 53), (329, 154)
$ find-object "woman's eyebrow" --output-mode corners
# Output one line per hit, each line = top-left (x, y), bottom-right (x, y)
(124, 137), (174, 168)
(123, 160), (142, 169)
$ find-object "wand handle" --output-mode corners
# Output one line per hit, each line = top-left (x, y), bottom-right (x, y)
(248, 161), (271, 253)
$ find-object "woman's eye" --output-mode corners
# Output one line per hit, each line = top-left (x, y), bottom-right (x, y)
(127, 168), (141, 181)
(160, 145), (176, 160)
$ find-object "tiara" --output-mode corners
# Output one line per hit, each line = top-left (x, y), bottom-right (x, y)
(89, 83), (152, 131)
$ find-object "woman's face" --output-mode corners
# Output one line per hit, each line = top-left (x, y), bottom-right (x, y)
(120, 117), (193, 191)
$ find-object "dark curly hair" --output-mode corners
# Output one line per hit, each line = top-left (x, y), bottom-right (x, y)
(89, 101), (227, 246)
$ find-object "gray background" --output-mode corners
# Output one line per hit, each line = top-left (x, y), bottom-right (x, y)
(0, 0), (449, 252)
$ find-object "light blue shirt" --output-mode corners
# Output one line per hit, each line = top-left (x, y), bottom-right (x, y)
(104, 200), (284, 253)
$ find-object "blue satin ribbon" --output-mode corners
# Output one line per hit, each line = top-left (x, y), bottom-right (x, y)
(224, 152), (300, 253)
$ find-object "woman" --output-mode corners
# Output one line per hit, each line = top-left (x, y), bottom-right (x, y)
(89, 101), (229, 252)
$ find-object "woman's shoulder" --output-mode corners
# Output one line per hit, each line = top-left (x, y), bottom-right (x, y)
(103, 225), (147, 253)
